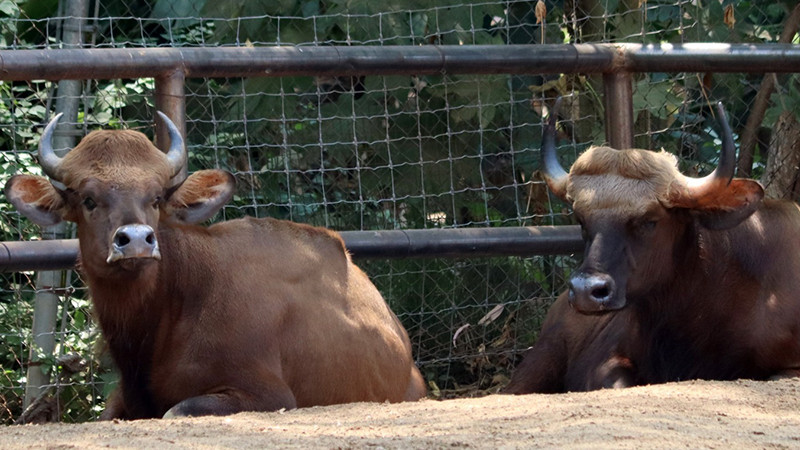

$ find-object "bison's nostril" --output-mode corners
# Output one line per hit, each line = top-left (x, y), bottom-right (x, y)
(116, 233), (131, 247)
(592, 286), (610, 299)
(145, 233), (155, 245)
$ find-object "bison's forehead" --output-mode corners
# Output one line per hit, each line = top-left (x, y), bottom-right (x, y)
(57, 129), (172, 187)
(569, 174), (663, 215)
(567, 147), (681, 215)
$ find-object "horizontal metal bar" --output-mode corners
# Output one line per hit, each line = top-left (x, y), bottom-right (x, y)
(2, 43), (800, 81)
(0, 226), (583, 272)
(0, 45), (610, 80)
(623, 43), (800, 73)
(0, 239), (80, 273)
(340, 225), (583, 259)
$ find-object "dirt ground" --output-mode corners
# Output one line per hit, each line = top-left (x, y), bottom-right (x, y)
(3, 378), (800, 449)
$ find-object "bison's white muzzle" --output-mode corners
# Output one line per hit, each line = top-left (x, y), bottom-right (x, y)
(568, 272), (623, 313)
(107, 224), (162, 263)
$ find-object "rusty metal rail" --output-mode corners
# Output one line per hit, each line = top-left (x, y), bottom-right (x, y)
(2, 44), (800, 81)
(0, 226), (584, 272)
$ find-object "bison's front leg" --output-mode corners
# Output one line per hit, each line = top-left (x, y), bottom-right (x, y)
(504, 292), (637, 394)
(503, 294), (574, 394)
(503, 329), (569, 394)
(99, 389), (127, 420)
(163, 384), (297, 418)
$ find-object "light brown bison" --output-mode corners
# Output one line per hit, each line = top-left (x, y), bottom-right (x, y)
(5, 113), (426, 418)
(505, 99), (800, 393)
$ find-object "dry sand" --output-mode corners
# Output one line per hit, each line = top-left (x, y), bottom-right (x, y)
(4, 378), (800, 449)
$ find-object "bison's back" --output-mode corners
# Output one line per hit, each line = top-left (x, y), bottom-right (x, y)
(160, 216), (421, 407)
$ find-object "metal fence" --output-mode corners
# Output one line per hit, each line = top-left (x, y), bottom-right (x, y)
(1, 0), (799, 423)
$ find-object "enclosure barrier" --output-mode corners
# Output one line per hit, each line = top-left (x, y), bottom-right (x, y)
(0, 226), (584, 272)
(5, 43), (800, 79)
(4, 40), (800, 420)
(3, 42), (800, 272)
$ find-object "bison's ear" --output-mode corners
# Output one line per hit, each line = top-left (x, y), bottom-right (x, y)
(670, 178), (765, 230)
(4, 175), (67, 226)
(164, 169), (235, 224)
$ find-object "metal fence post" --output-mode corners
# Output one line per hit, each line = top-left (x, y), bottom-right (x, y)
(24, 0), (88, 409)
(602, 71), (634, 150)
(155, 69), (187, 181)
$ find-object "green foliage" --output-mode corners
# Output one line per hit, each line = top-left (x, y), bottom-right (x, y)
(0, 80), (49, 245)
(0, 265), (37, 424)
(0, 0), (22, 47)
(0, 83), (46, 423)
(556, 0), (797, 175)
(0, 82), (47, 151)
(92, 78), (156, 126)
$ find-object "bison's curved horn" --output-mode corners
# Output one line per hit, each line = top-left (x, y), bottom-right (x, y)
(541, 97), (569, 199)
(156, 111), (187, 178)
(682, 102), (736, 198)
(38, 112), (65, 181)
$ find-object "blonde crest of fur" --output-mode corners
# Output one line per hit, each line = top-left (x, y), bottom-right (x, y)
(567, 146), (684, 213)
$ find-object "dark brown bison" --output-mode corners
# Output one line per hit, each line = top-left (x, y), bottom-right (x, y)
(5, 113), (426, 419)
(505, 99), (800, 394)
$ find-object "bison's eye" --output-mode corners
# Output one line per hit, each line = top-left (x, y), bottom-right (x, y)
(152, 196), (162, 209)
(82, 197), (97, 211)
(632, 218), (658, 235)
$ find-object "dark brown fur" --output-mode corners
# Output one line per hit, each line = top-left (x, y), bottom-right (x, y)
(505, 146), (800, 394)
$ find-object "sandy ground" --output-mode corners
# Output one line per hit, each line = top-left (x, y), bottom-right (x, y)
(3, 378), (800, 449)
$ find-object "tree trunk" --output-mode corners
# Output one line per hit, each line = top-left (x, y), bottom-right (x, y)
(761, 111), (800, 200)
(736, 3), (800, 177)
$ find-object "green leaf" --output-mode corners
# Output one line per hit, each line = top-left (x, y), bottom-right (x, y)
(151, 0), (207, 30)
(0, 0), (19, 17)
(301, 0), (319, 18)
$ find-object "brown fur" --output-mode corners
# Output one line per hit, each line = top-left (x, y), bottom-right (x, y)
(58, 130), (172, 187)
(11, 176), (61, 207)
(505, 145), (800, 394)
(6, 127), (426, 419)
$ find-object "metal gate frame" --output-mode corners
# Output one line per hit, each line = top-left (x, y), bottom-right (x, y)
(2, 42), (800, 270)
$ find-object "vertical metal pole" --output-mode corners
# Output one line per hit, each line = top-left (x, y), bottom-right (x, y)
(155, 69), (187, 183)
(25, 0), (88, 409)
(602, 71), (634, 150)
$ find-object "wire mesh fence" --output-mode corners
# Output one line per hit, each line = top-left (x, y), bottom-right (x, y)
(1, 0), (799, 423)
